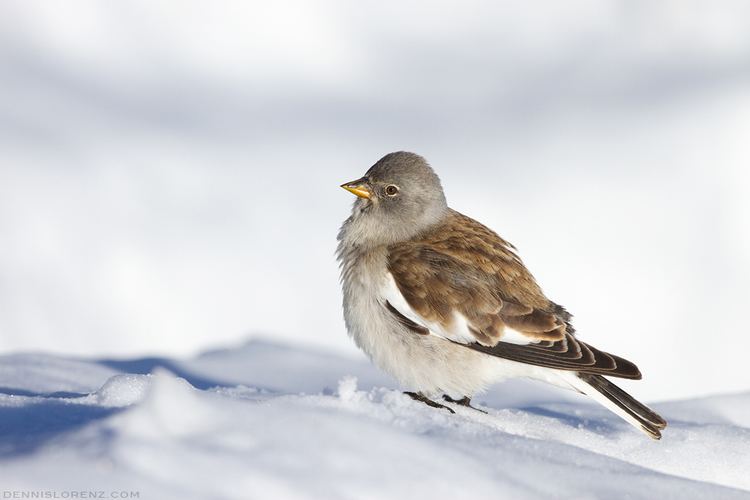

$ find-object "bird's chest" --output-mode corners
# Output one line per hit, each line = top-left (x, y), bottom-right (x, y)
(340, 247), (395, 354)
(340, 244), (438, 382)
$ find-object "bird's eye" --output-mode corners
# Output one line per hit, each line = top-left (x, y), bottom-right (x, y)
(385, 185), (399, 196)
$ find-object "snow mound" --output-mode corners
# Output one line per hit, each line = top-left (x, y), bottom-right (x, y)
(336, 375), (360, 402)
(92, 374), (152, 407)
(0, 341), (748, 499)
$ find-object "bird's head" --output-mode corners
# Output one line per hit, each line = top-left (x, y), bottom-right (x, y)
(340, 152), (448, 245)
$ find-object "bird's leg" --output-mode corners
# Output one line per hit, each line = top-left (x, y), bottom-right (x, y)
(403, 391), (455, 414)
(442, 395), (488, 414)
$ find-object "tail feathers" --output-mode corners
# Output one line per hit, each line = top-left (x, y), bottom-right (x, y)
(563, 372), (667, 440)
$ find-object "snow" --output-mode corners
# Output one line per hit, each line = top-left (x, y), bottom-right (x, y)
(1, 340), (748, 499)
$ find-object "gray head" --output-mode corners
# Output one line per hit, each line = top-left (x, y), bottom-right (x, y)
(339, 152), (448, 246)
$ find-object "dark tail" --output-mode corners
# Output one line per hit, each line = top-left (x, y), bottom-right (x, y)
(577, 373), (667, 439)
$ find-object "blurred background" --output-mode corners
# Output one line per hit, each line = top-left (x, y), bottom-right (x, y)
(1, 0), (748, 401)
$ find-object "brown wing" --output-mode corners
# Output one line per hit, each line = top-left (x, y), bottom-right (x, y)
(386, 209), (641, 380)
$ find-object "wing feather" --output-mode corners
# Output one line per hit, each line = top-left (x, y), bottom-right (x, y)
(385, 209), (642, 380)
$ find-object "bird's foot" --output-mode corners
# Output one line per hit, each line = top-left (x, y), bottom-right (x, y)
(403, 391), (455, 414)
(442, 395), (488, 414)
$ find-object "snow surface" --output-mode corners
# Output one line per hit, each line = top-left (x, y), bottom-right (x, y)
(1, 339), (748, 499)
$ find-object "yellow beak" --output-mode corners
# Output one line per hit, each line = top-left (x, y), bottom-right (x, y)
(340, 178), (371, 199)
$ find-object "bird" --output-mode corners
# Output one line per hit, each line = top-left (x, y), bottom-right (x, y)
(337, 151), (667, 439)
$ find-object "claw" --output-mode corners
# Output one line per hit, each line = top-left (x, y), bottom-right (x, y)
(403, 391), (456, 414)
(443, 395), (488, 414)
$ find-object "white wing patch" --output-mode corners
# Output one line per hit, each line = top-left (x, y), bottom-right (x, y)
(499, 328), (537, 345)
(381, 272), (536, 346)
(380, 273), (471, 342)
